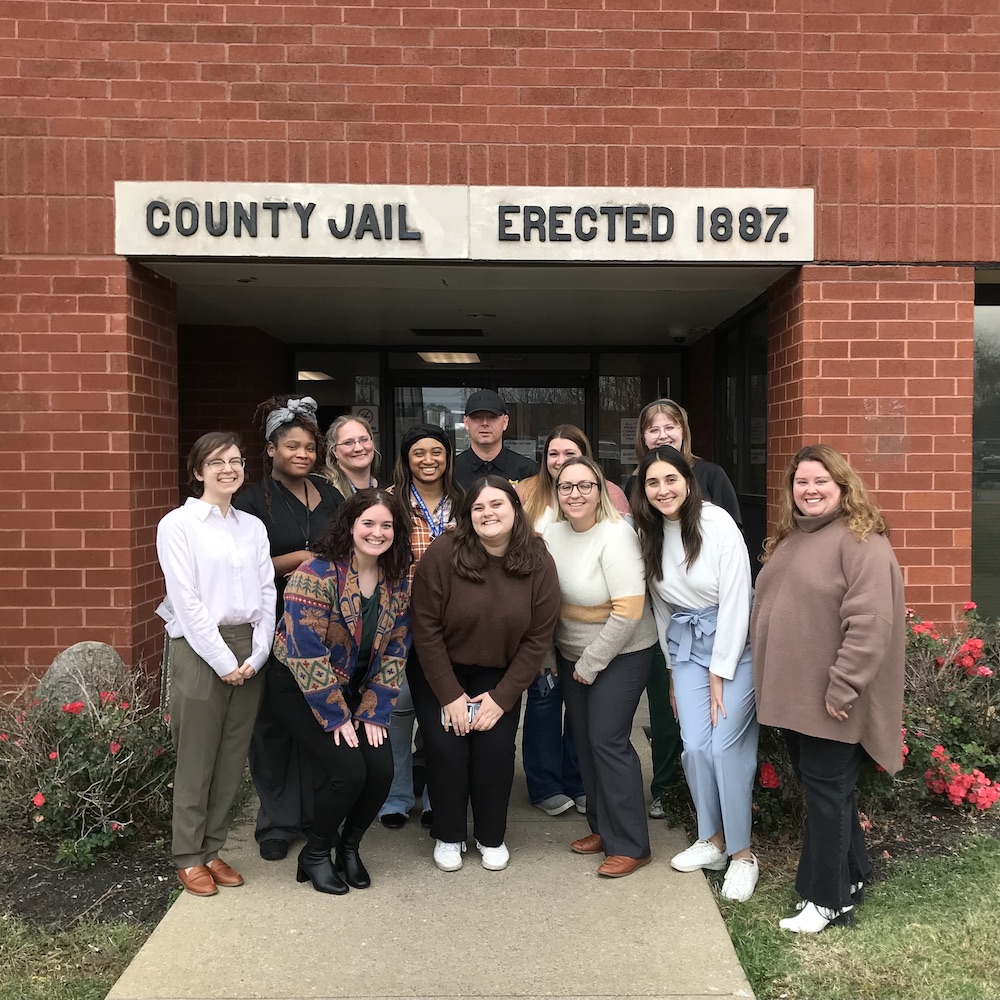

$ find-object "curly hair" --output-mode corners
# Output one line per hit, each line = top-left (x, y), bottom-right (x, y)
(322, 414), (380, 499)
(250, 394), (324, 515)
(519, 424), (592, 525)
(761, 444), (889, 563)
(633, 398), (697, 469)
(451, 476), (549, 582)
(630, 446), (705, 578)
(552, 456), (620, 525)
(310, 489), (412, 584)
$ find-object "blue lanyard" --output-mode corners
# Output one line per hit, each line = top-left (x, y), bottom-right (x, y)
(411, 485), (446, 538)
(349, 477), (376, 494)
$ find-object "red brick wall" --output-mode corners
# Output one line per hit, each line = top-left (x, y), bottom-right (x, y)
(767, 264), (974, 624)
(177, 325), (292, 494)
(0, 259), (176, 686)
(1, 2), (997, 263)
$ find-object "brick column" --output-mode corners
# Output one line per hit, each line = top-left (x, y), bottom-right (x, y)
(0, 257), (176, 687)
(767, 265), (974, 624)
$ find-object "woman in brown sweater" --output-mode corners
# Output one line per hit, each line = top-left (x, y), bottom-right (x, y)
(750, 444), (905, 933)
(409, 476), (560, 873)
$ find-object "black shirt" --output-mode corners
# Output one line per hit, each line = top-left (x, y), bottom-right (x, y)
(234, 473), (342, 607)
(453, 445), (538, 490)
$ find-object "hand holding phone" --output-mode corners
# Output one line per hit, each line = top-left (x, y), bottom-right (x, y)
(536, 670), (556, 697)
(440, 695), (473, 735)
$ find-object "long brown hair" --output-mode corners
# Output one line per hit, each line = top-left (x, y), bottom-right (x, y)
(520, 424), (592, 524)
(311, 489), (412, 584)
(451, 476), (548, 582)
(631, 446), (705, 578)
(761, 444), (888, 562)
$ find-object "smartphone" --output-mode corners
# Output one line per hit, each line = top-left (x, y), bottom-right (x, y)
(441, 702), (481, 728)
(536, 671), (556, 697)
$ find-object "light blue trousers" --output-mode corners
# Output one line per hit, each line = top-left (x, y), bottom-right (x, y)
(380, 676), (431, 816)
(669, 611), (758, 856)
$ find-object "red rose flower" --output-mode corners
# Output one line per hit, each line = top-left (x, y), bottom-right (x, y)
(61, 701), (85, 715)
(32, 791), (46, 807)
(758, 762), (780, 789)
(109, 740), (122, 755)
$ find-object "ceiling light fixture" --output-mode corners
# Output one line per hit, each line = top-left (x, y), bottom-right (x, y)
(297, 370), (335, 381)
(417, 352), (481, 364)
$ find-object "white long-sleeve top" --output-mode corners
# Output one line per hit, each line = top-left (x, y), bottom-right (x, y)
(647, 503), (751, 681)
(155, 498), (276, 677)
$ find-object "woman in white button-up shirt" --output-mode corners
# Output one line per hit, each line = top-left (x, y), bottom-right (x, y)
(156, 431), (275, 898)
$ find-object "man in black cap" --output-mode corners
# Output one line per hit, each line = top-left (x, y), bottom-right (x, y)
(453, 389), (537, 490)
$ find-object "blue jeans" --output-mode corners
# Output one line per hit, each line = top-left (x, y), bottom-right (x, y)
(521, 672), (585, 804)
(380, 677), (431, 817)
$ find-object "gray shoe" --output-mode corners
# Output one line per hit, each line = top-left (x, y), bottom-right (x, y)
(574, 795), (587, 814)
(648, 796), (665, 819)
(535, 794), (574, 816)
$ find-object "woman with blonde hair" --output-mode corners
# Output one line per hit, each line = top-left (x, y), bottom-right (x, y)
(543, 456), (658, 877)
(515, 424), (629, 818)
(323, 414), (380, 499)
(751, 444), (905, 932)
(626, 398), (742, 823)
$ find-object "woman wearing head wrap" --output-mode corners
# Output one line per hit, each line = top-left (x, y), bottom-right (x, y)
(233, 395), (343, 861)
(377, 424), (463, 829)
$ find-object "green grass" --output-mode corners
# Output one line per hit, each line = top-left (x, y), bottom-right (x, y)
(0, 914), (151, 1000)
(720, 832), (1000, 1000)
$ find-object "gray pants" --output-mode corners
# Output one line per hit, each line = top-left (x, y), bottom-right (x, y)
(168, 627), (264, 868)
(560, 645), (654, 860)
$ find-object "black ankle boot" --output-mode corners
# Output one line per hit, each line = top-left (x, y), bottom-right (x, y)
(336, 826), (371, 889)
(296, 834), (349, 895)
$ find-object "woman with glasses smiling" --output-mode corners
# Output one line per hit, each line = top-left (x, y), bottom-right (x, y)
(156, 432), (275, 897)
(323, 414), (381, 499)
(542, 457), (657, 878)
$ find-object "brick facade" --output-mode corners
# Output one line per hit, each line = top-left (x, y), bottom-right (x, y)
(2, 2), (997, 682)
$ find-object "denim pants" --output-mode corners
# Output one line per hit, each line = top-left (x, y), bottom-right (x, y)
(783, 730), (873, 909)
(668, 606), (758, 856)
(521, 667), (584, 804)
(379, 675), (431, 817)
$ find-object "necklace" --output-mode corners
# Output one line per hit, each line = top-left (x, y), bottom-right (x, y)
(410, 484), (446, 538)
(349, 476), (376, 494)
(274, 477), (313, 549)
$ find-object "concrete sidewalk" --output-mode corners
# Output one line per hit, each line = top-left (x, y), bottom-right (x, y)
(107, 714), (754, 1000)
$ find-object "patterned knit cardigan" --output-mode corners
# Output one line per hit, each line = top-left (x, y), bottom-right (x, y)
(273, 555), (411, 731)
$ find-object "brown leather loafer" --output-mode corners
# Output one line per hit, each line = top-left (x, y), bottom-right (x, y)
(598, 854), (652, 877)
(206, 857), (244, 887)
(571, 833), (604, 855)
(177, 865), (219, 896)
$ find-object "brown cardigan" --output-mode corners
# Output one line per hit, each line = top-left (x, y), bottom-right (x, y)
(410, 533), (560, 712)
(750, 509), (906, 774)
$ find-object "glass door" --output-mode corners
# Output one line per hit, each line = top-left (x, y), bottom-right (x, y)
(391, 380), (586, 476)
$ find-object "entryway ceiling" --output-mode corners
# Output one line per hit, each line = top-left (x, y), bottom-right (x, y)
(142, 259), (792, 346)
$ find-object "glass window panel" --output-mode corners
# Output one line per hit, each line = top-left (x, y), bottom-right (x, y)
(973, 302), (1000, 617)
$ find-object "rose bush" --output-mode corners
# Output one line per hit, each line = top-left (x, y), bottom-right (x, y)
(0, 674), (174, 866)
(752, 605), (1000, 839)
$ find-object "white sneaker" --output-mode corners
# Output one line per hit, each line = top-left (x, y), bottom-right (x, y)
(534, 794), (574, 816)
(648, 796), (665, 819)
(779, 901), (855, 933)
(433, 840), (466, 872)
(670, 839), (728, 872)
(721, 855), (759, 901)
(475, 840), (509, 871)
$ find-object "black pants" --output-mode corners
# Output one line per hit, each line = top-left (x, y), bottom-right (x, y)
(248, 655), (317, 845)
(408, 657), (521, 848)
(783, 730), (874, 910)
(268, 664), (393, 841)
(561, 645), (654, 859)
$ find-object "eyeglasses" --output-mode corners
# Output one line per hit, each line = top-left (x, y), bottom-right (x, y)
(205, 457), (247, 471)
(557, 480), (597, 496)
(337, 436), (372, 449)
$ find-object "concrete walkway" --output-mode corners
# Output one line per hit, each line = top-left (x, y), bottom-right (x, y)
(107, 711), (754, 1000)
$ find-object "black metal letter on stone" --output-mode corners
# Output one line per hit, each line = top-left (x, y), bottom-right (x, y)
(293, 202), (315, 239)
(328, 204), (355, 239)
(205, 202), (228, 237)
(398, 204), (421, 240)
(498, 205), (520, 242)
(548, 206), (571, 242)
(651, 207), (674, 242)
(354, 203), (382, 240)
(625, 206), (649, 242)
(261, 201), (288, 238)
(175, 201), (199, 236)
(146, 200), (169, 236)
(234, 202), (257, 238)
(574, 206), (597, 241)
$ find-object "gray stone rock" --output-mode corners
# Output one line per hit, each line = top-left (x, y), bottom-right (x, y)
(35, 642), (128, 707)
